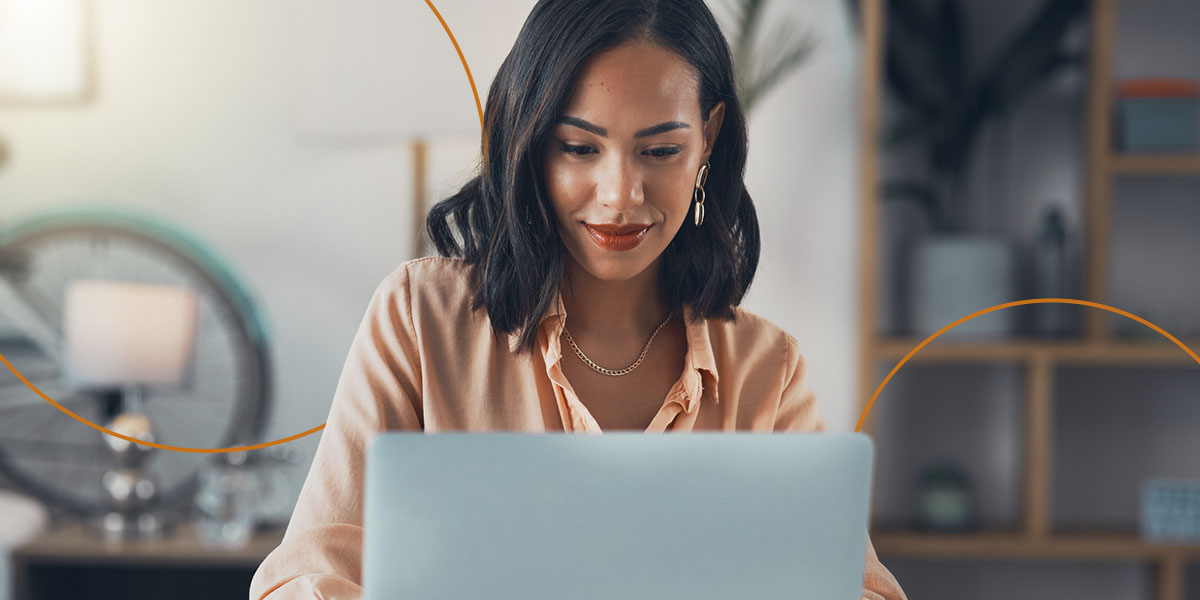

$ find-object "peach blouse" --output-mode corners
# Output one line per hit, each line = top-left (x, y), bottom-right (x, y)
(249, 256), (907, 600)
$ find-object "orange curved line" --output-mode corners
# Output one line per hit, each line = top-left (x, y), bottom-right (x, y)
(855, 298), (1200, 432)
(424, 0), (486, 154)
(0, 348), (326, 453)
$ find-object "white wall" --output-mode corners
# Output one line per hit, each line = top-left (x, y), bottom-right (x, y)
(737, 0), (861, 433)
(0, 1), (862, 508)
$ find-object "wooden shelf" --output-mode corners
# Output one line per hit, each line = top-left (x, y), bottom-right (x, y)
(13, 521), (283, 568)
(872, 338), (1200, 365)
(1111, 154), (1200, 175)
(872, 530), (1200, 561)
(12, 521), (283, 600)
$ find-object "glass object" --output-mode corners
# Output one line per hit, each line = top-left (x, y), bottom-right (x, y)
(192, 452), (257, 550)
(251, 445), (303, 528)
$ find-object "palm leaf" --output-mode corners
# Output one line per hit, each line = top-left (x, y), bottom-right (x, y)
(934, 0), (1086, 176)
(729, 0), (766, 93)
(977, 0), (1087, 115)
(933, 0), (966, 99)
(724, 0), (816, 115)
(742, 23), (816, 112)
(884, 0), (957, 118)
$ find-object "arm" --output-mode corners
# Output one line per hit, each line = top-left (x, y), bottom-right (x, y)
(250, 265), (423, 600)
(774, 334), (908, 600)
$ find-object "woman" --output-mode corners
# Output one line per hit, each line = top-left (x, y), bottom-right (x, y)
(251, 0), (906, 598)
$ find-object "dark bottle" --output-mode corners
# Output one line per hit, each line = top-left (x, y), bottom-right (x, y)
(1033, 206), (1068, 337)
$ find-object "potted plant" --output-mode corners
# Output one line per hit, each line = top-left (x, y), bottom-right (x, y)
(864, 0), (1086, 338)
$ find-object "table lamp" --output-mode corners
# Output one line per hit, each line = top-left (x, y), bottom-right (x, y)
(62, 279), (197, 541)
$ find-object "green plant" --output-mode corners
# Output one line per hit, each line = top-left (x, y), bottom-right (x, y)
(850, 0), (1087, 232)
(723, 0), (817, 115)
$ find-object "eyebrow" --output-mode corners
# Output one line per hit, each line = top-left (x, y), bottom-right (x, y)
(556, 116), (691, 138)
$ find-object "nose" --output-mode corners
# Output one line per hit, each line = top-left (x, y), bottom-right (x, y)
(595, 155), (645, 213)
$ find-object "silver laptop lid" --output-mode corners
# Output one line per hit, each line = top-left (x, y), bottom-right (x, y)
(365, 432), (873, 600)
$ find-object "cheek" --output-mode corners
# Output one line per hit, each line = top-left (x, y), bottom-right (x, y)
(543, 158), (589, 215)
(646, 167), (698, 211)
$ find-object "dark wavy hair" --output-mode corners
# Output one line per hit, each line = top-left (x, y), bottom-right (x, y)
(426, 0), (759, 355)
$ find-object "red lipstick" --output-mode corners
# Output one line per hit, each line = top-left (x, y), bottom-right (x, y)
(584, 223), (652, 251)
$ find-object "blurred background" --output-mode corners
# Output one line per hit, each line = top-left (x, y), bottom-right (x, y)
(0, 0), (856, 597)
(0, 0), (1197, 599)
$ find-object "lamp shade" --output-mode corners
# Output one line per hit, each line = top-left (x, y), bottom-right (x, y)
(63, 280), (197, 387)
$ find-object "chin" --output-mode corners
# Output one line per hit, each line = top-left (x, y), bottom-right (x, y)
(583, 263), (646, 282)
(569, 245), (658, 282)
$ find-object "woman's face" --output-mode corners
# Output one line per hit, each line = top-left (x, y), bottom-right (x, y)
(543, 40), (725, 282)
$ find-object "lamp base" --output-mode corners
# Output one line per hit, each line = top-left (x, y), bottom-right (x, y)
(97, 407), (168, 544)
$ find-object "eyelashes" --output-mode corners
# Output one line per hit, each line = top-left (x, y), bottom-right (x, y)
(559, 143), (594, 156)
(645, 147), (682, 158)
(558, 142), (681, 159)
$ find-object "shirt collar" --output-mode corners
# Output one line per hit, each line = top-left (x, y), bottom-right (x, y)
(506, 288), (720, 408)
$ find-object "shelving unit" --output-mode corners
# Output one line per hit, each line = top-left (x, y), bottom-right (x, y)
(856, 1), (1200, 599)
(1110, 155), (1200, 174)
(874, 339), (1200, 365)
(872, 530), (1200, 562)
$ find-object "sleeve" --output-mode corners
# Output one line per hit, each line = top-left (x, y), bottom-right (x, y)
(249, 265), (424, 600)
(774, 334), (908, 600)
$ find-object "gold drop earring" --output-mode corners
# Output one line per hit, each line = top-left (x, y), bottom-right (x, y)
(693, 161), (709, 226)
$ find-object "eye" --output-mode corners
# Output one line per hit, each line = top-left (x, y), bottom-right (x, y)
(559, 143), (595, 157)
(644, 146), (681, 159)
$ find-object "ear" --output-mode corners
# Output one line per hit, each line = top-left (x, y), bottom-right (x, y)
(700, 101), (726, 164)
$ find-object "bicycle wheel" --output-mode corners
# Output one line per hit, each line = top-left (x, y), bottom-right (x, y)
(0, 206), (272, 516)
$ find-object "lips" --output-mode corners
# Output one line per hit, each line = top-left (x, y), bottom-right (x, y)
(584, 222), (652, 252)
(587, 223), (653, 235)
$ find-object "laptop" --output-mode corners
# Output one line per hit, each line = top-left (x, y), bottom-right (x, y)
(364, 432), (874, 600)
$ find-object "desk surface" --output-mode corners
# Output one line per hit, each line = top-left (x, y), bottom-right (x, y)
(13, 521), (285, 569)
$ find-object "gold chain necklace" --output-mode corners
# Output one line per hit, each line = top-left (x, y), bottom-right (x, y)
(562, 311), (673, 377)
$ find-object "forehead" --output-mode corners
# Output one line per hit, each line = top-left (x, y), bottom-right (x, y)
(559, 41), (701, 130)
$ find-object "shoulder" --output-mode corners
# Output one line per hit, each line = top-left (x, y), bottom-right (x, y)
(371, 256), (484, 332)
(700, 307), (806, 391)
(374, 256), (477, 305)
(706, 305), (799, 368)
